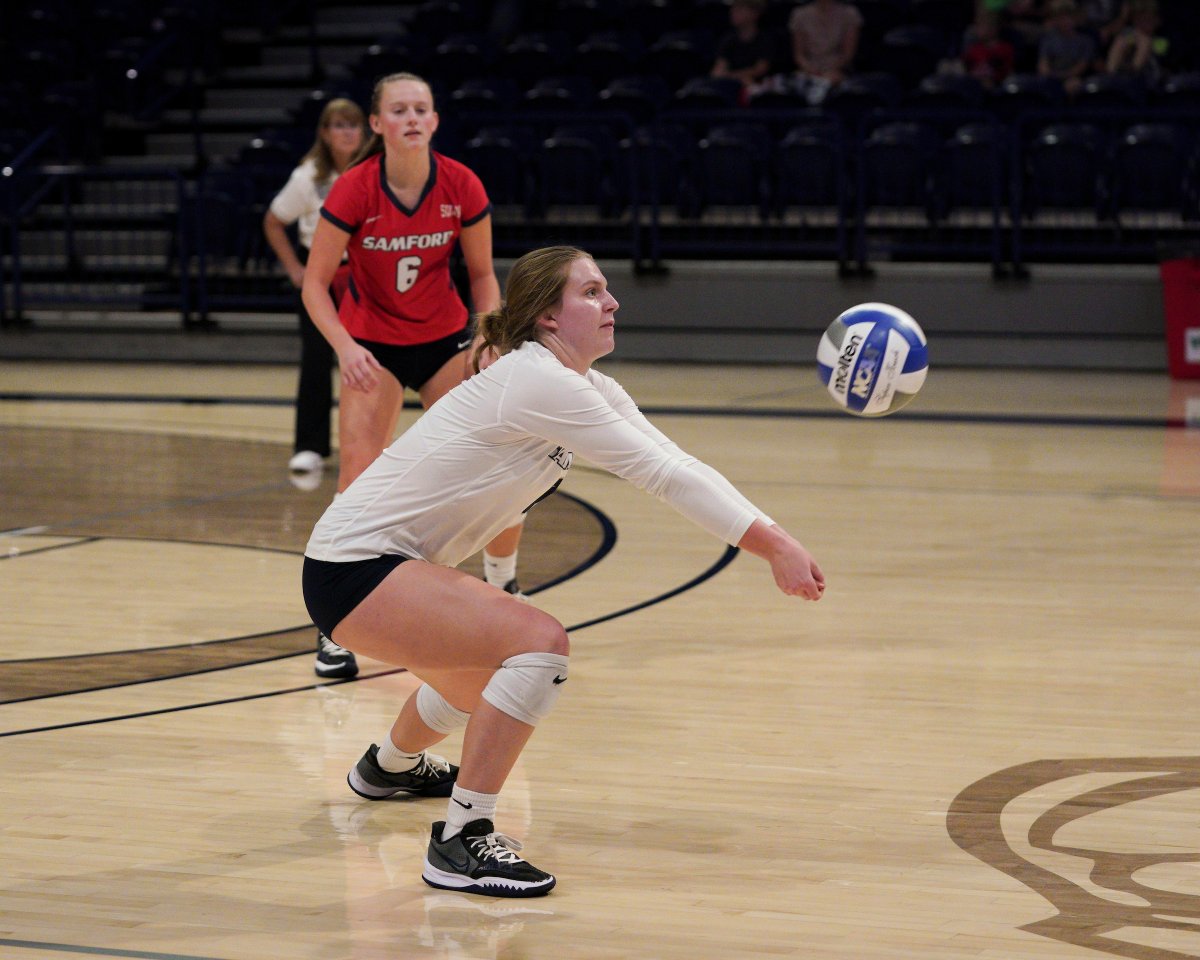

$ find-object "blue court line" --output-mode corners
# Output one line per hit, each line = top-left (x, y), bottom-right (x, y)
(0, 545), (738, 738)
(0, 392), (1186, 429)
(0, 938), (229, 960)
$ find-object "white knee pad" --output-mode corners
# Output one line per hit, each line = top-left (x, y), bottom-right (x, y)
(415, 683), (471, 734)
(481, 652), (569, 727)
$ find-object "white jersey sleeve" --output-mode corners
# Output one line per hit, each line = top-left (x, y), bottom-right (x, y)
(499, 355), (769, 547)
(588, 370), (774, 529)
(268, 159), (333, 250)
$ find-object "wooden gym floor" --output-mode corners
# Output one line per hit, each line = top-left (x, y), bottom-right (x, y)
(1, 358), (1199, 960)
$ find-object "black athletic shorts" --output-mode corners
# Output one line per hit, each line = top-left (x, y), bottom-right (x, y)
(302, 554), (409, 639)
(355, 326), (470, 391)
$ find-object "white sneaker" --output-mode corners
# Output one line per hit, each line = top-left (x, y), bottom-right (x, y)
(289, 450), (324, 473)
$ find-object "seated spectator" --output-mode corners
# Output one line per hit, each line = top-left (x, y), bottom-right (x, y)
(962, 8), (1017, 88)
(1105, 0), (1165, 82)
(711, 0), (779, 97)
(988, 0), (1051, 47)
(788, 0), (863, 105)
(1038, 0), (1097, 95)
(1078, 0), (1128, 47)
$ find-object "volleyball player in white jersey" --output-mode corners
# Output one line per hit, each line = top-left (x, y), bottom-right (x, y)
(302, 246), (826, 897)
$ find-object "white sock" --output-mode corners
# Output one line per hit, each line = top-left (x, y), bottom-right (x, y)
(483, 549), (518, 588)
(441, 786), (499, 840)
(375, 739), (421, 773)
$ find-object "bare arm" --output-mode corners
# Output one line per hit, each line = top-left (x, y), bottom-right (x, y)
(458, 215), (501, 374)
(301, 217), (383, 391)
(737, 519), (826, 600)
(459, 215), (501, 315)
(262, 210), (305, 288)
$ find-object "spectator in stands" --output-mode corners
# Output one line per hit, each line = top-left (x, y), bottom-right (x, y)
(787, 0), (863, 105)
(711, 0), (779, 99)
(961, 8), (1017, 88)
(985, 0), (1049, 40)
(300, 72), (525, 681)
(262, 98), (366, 482)
(1105, 0), (1165, 83)
(1079, 0), (1129, 48)
(1037, 0), (1097, 96)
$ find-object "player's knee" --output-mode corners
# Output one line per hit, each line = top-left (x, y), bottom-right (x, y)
(415, 683), (470, 734)
(481, 649), (570, 727)
(519, 609), (570, 658)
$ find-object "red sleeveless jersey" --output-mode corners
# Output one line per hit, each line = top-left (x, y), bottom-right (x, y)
(320, 151), (491, 346)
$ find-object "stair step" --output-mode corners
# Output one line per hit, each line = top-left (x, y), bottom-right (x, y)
(221, 63), (315, 85)
(206, 87), (311, 110)
(161, 106), (294, 129)
(147, 131), (252, 159)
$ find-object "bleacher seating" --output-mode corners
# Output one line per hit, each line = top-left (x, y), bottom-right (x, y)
(3, 0), (1200, 326)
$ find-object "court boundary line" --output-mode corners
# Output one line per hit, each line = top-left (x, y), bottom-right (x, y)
(0, 936), (231, 960)
(0, 393), (1187, 429)
(0, 547), (739, 739)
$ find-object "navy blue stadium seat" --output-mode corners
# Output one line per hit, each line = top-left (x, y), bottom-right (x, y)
(1023, 122), (1106, 215)
(575, 30), (646, 88)
(450, 77), (521, 114)
(648, 30), (717, 92)
(616, 124), (692, 211)
(1073, 72), (1147, 110)
(877, 23), (953, 91)
(905, 72), (986, 110)
(1154, 72), (1200, 110)
(1109, 123), (1190, 216)
(939, 120), (1007, 218)
(353, 39), (428, 87)
(598, 75), (672, 125)
(690, 123), (773, 218)
(408, 0), (469, 45)
(554, 0), (624, 42)
(989, 73), (1067, 125)
(460, 128), (533, 207)
(497, 31), (571, 90)
(823, 72), (903, 134)
(522, 76), (596, 113)
(860, 120), (940, 216)
(424, 33), (497, 91)
(532, 133), (616, 217)
(775, 120), (846, 213)
(672, 76), (745, 111)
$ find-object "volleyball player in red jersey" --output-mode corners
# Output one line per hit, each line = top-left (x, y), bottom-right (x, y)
(302, 72), (525, 680)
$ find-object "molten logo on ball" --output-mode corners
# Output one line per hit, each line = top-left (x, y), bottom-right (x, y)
(817, 303), (928, 417)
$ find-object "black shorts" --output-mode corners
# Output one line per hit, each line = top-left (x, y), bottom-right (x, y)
(302, 554), (409, 639)
(355, 326), (470, 391)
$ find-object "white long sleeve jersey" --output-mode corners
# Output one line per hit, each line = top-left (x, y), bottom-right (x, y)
(304, 341), (772, 567)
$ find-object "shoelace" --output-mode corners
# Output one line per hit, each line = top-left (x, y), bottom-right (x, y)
(467, 831), (525, 864)
(411, 752), (452, 777)
(318, 634), (350, 655)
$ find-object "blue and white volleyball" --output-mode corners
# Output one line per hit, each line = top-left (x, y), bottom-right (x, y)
(817, 303), (928, 417)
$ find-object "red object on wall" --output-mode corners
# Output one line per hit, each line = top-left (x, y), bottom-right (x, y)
(1160, 256), (1200, 379)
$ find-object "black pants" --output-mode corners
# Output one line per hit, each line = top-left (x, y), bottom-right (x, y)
(294, 293), (335, 457)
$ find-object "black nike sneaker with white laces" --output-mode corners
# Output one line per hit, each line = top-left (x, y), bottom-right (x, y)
(423, 819), (556, 897)
(315, 631), (358, 678)
(347, 744), (458, 800)
(501, 579), (528, 602)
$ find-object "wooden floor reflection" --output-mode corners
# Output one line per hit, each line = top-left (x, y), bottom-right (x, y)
(2, 359), (1199, 960)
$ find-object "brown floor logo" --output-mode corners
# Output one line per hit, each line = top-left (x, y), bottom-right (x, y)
(947, 758), (1200, 959)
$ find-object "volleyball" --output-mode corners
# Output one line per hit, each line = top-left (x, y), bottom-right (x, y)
(816, 302), (928, 417)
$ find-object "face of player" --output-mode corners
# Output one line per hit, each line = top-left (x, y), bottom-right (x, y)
(371, 79), (438, 154)
(539, 257), (619, 372)
(322, 115), (364, 167)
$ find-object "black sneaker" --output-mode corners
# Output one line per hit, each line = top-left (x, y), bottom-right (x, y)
(347, 744), (458, 800)
(501, 578), (528, 602)
(423, 819), (556, 898)
(315, 632), (358, 679)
